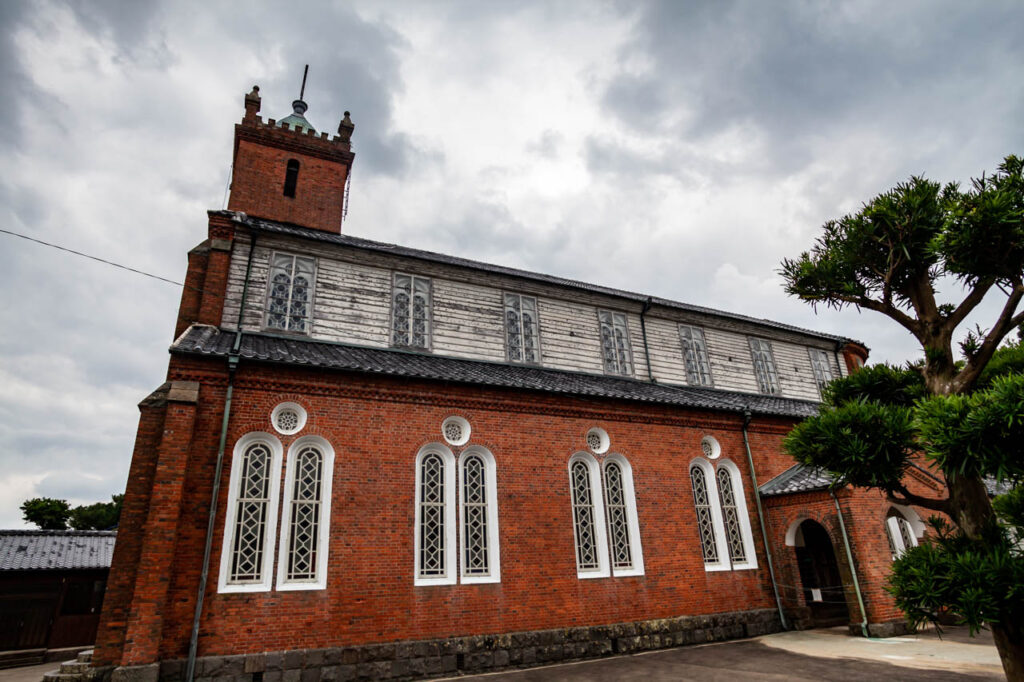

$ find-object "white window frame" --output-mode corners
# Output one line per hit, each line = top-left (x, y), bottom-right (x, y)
(276, 436), (334, 591)
(391, 273), (432, 350)
(597, 310), (634, 376)
(714, 460), (758, 571)
(568, 452), (611, 579)
(678, 325), (713, 387)
(808, 348), (835, 397)
(689, 458), (731, 572)
(218, 432), (284, 594)
(503, 292), (542, 364)
(602, 454), (644, 577)
(264, 252), (317, 334)
(414, 443), (456, 586)
(885, 506), (923, 560)
(749, 337), (780, 395)
(458, 446), (501, 584)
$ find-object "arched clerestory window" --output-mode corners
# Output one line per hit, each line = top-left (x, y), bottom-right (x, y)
(414, 444), (456, 585)
(219, 432), (284, 593)
(277, 436), (334, 590)
(458, 447), (501, 584)
(689, 457), (757, 572)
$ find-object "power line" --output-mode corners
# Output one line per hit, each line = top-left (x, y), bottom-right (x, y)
(0, 227), (221, 298)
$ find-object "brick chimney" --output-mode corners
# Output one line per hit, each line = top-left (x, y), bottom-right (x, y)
(227, 84), (355, 234)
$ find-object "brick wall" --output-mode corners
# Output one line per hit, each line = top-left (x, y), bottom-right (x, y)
(227, 137), (349, 234)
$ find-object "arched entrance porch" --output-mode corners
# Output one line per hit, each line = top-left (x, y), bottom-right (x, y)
(791, 519), (850, 627)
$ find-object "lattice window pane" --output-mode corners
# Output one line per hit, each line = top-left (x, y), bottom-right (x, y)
(885, 521), (899, 560)
(286, 445), (324, 582)
(505, 294), (540, 363)
(680, 326), (712, 386)
(521, 296), (539, 363)
(690, 466), (719, 563)
(897, 517), (916, 552)
(716, 467), (746, 563)
(266, 254), (314, 333)
(570, 461), (600, 570)
(750, 338), (779, 394)
(230, 442), (273, 583)
(393, 275), (430, 348)
(419, 454), (446, 576)
(603, 462), (632, 570)
(462, 455), (490, 575)
(599, 311), (632, 375)
(809, 349), (834, 394)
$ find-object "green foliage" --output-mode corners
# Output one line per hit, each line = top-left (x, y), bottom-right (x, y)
(821, 362), (926, 408)
(993, 486), (1024, 530)
(938, 155), (1024, 286)
(784, 399), (915, 491)
(915, 374), (1024, 482)
(68, 494), (123, 530)
(21, 497), (71, 530)
(977, 336), (1024, 389)
(781, 155), (1024, 308)
(889, 518), (1024, 634)
(21, 494), (124, 531)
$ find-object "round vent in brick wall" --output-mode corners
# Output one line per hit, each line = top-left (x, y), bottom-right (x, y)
(701, 435), (721, 459)
(585, 427), (609, 454)
(441, 416), (471, 446)
(272, 402), (307, 435)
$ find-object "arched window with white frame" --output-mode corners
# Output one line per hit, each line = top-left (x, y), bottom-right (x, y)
(568, 453), (610, 578)
(414, 444), (456, 585)
(885, 507), (921, 560)
(219, 432), (283, 593)
(277, 436), (334, 590)
(602, 454), (644, 577)
(689, 458), (729, 572)
(458, 447), (501, 584)
(714, 460), (757, 570)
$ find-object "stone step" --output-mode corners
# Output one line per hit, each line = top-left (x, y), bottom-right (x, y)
(76, 650), (94, 664)
(59, 661), (90, 674)
(42, 671), (81, 682)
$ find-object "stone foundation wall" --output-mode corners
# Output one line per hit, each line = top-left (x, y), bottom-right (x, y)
(95, 609), (780, 682)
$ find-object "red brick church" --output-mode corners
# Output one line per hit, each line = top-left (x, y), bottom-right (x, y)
(90, 84), (941, 681)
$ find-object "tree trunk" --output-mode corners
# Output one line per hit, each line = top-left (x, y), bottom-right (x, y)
(947, 476), (996, 539)
(992, 618), (1024, 682)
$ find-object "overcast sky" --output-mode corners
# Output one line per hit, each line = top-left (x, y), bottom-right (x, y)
(1, 0), (1022, 528)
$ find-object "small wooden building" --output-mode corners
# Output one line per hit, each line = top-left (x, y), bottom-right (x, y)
(0, 530), (115, 664)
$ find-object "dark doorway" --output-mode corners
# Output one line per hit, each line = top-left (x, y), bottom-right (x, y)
(794, 520), (850, 627)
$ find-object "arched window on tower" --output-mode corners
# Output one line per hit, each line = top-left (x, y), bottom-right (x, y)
(283, 159), (300, 197)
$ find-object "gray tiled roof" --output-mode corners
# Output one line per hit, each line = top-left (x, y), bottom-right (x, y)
(172, 325), (822, 419)
(0, 530), (116, 571)
(759, 463), (834, 497)
(232, 213), (861, 347)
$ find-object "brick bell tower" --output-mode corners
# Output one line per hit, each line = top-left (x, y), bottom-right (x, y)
(227, 72), (355, 234)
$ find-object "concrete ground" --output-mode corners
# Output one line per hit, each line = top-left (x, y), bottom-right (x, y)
(450, 626), (1004, 681)
(0, 626), (1003, 682)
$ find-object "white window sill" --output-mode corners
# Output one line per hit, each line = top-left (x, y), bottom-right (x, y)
(612, 567), (645, 578)
(461, 574), (501, 585)
(276, 581), (327, 591)
(576, 569), (611, 580)
(703, 562), (732, 572)
(218, 582), (273, 594)
(415, 575), (457, 587)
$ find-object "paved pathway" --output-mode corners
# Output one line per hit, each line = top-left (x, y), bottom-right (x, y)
(450, 626), (1003, 681)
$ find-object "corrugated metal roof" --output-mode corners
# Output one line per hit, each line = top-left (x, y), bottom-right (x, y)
(231, 213), (863, 348)
(171, 325), (821, 419)
(0, 530), (116, 571)
(759, 463), (834, 497)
